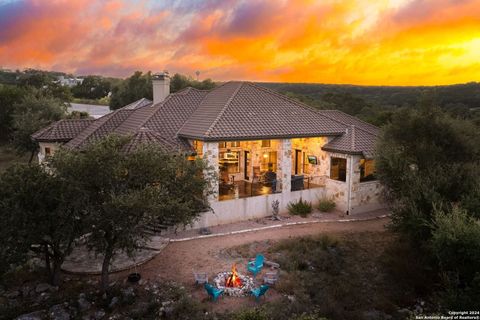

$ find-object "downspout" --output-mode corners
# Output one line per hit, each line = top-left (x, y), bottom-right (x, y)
(346, 155), (353, 215)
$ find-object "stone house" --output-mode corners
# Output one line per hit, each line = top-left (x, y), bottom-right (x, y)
(33, 72), (384, 227)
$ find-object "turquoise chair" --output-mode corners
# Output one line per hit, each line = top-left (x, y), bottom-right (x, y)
(251, 284), (269, 301)
(204, 283), (224, 301)
(247, 254), (265, 276)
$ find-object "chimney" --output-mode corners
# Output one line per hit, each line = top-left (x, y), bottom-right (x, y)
(152, 71), (170, 104)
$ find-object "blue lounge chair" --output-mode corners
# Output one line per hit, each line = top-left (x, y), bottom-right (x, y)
(247, 254), (265, 277)
(204, 283), (224, 301)
(251, 284), (269, 301)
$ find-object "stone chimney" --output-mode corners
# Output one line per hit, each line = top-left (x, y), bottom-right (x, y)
(152, 71), (170, 104)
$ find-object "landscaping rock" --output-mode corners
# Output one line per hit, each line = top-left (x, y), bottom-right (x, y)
(15, 310), (46, 320)
(94, 309), (106, 319)
(49, 304), (71, 320)
(78, 297), (91, 312)
(6, 289), (21, 299)
(35, 283), (53, 293)
(109, 296), (119, 308)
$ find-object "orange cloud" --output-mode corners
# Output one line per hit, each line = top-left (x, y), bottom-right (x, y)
(0, 0), (479, 85)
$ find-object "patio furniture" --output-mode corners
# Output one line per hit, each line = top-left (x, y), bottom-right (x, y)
(251, 284), (269, 301)
(193, 272), (208, 285)
(291, 175), (304, 191)
(263, 272), (278, 285)
(204, 283), (224, 301)
(247, 254), (265, 277)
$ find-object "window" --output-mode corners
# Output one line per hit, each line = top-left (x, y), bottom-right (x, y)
(45, 147), (51, 156)
(261, 140), (271, 148)
(261, 151), (277, 172)
(360, 159), (376, 182)
(330, 157), (346, 182)
(230, 141), (240, 147)
(219, 142), (227, 148)
(192, 140), (203, 157)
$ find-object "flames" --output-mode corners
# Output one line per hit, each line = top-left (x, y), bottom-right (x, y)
(225, 263), (242, 287)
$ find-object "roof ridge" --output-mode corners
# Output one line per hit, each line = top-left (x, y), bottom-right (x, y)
(204, 82), (244, 137)
(320, 110), (379, 133)
(247, 82), (349, 132)
(350, 125), (356, 151)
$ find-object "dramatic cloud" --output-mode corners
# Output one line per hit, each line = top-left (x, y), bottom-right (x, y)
(0, 0), (479, 85)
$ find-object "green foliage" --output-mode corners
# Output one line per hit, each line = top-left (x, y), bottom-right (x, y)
(317, 197), (336, 212)
(50, 135), (211, 290)
(376, 103), (480, 241)
(430, 207), (480, 309)
(11, 91), (67, 161)
(0, 163), (83, 284)
(0, 84), (25, 142)
(232, 309), (268, 320)
(170, 73), (216, 93)
(72, 75), (111, 100)
(287, 198), (312, 217)
(109, 71), (153, 110)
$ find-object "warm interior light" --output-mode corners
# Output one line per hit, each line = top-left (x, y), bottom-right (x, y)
(263, 153), (268, 158)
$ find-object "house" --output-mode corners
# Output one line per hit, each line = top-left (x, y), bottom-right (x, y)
(32, 72), (384, 227)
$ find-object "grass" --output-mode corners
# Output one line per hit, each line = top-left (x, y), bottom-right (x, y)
(287, 198), (313, 217)
(0, 144), (29, 172)
(225, 231), (433, 320)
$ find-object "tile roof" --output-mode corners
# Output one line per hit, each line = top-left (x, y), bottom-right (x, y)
(31, 119), (95, 142)
(322, 124), (378, 158)
(122, 128), (178, 153)
(33, 82), (379, 157)
(177, 82), (346, 140)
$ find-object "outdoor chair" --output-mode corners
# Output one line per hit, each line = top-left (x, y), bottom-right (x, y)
(247, 254), (265, 277)
(204, 283), (224, 301)
(193, 272), (208, 285)
(263, 272), (279, 286)
(251, 284), (269, 301)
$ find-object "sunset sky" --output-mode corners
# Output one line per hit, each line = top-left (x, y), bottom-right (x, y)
(1, 0), (479, 85)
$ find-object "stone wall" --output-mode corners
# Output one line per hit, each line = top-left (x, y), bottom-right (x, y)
(37, 142), (62, 163)
(202, 142), (220, 201)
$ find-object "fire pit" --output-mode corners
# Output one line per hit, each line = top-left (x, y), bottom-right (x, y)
(213, 264), (254, 297)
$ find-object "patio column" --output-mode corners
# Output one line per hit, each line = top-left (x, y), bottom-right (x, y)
(277, 139), (292, 193)
(203, 141), (219, 201)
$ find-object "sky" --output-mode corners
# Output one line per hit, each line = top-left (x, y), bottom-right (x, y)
(0, 0), (479, 85)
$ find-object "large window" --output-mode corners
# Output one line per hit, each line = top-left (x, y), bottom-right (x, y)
(360, 159), (376, 182)
(261, 151), (277, 172)
(330, 157), (347, 182)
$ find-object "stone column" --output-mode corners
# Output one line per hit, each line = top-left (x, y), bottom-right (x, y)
(276, 139), (292, 193)
(347, 155), (362, 214)
(202, 142), (219, 201)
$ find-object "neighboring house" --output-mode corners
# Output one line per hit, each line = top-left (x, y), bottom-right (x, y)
(56, 75), (84, 87)
(33, 72), (384, 227)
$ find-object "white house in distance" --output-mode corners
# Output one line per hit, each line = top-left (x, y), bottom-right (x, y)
(32, 72), (384, 228)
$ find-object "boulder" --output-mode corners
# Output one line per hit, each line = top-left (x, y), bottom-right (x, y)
(77, 297), (91, 312)
(94, 309), (106, 319)
(49, 304), (71, 320)
(15, 310), (46, 320)
(35, 283), (53, 293)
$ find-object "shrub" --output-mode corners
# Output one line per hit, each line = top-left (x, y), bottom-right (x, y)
(317, 197), (336, 212)
(287, 198), (312, 217)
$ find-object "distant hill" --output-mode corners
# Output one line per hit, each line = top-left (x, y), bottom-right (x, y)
(258, 82), (480, 109)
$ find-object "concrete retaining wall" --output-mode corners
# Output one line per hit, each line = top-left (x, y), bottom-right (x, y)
(192, 187), (326, 228)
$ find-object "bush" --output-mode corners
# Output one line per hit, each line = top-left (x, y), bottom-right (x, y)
(287, 198), (312, 217)
(317, 197), (336, 212)
(431, 207), (480, 309)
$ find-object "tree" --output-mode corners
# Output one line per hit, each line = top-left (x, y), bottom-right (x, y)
(11, 92), (67, 162)
(72, 75), (111, 100)
(50, 135), (212, 291)
(376, 99), (480, 242)
(170, 73), (216, 93)
(0, 164), (83, 285)
(109, 71), (153, 110)
(0, 84), (25, 142)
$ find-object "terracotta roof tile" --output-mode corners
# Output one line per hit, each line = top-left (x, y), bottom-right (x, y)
(31, 119), (95, 142)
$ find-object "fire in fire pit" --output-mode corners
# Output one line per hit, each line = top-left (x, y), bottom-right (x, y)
(213, 264), (254, 297)
(225, 264), (242, 287)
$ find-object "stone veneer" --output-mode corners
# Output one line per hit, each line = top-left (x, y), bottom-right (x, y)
(202, 142), (220, 201)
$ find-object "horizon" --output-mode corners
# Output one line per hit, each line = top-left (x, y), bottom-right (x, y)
(1, 0), (480, 86)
